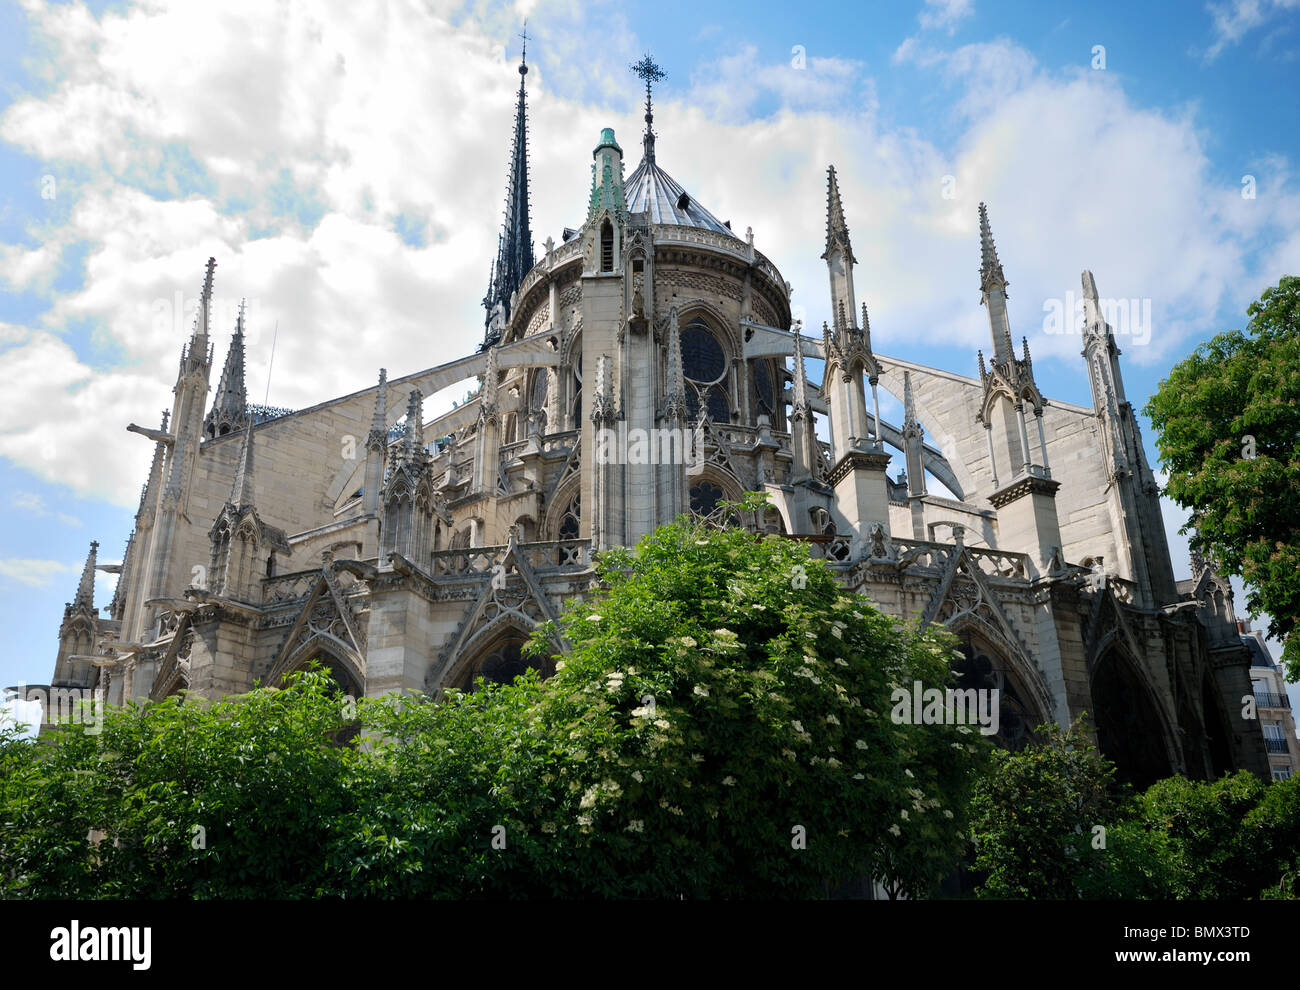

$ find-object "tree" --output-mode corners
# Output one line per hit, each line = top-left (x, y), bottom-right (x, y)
(356, 498), (986, 898)
(968, 720), (1126, 898)
(1145, 275), (1300, 678)
(1, 500), (986, 898)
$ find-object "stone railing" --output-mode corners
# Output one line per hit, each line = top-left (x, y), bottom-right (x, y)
(891, 539), (1030, 581)
(516, 239), (583, 302)
(262, 568), (320, 605)
(429, 538), (593, 577)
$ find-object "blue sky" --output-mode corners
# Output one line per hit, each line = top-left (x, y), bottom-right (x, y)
(0, 0), (1298, 709)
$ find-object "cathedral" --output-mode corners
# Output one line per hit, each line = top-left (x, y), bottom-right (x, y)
(43, 51), (1270, 787)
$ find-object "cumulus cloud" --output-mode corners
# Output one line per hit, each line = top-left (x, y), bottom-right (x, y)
(0, 0), (1296, 517)
(10, 491), (80, 528)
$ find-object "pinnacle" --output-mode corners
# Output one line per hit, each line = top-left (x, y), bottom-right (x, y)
(73, 541), (98, 609)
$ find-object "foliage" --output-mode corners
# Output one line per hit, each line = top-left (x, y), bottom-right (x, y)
(1144, 275), (1300, 678)
(968, 719), (1124, 898)
(1, 500), (984, 899)
(968, 724), (1300, 900)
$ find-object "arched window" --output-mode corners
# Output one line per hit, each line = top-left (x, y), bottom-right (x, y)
(753, 359), (775, 418)
(558, 493), (581, 539)
(600, 220), (614, 272)
(531, 370), (549, 430)
(681, 318), (731, 422)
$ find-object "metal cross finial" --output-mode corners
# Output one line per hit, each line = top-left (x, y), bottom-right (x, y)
(630, 53), (665, 117)
(519, 21), (529, 62)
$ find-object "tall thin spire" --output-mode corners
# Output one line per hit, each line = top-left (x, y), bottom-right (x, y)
(366, 368), (388, 450)
(664, 307), (686, 423)
(903, 370), (918, 428)
(73, 541), (98, 609)
(977, 202), (1015, 365)
(978, 202), (1007, 294)
(822, 166), (856, 264)
(205, 299), (247, 438)
(630, 53), (665, 165)
(482, 35), (536, 347)
(228, 416), (255, 509)
(403, 388), (425, 463)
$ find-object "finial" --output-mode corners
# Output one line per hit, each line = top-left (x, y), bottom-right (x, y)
(630, 53), (665, 162)
(519, 21), (529, 73)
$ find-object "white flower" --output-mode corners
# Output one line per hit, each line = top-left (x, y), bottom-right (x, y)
(943, 810), (954, 819)
(855, 739), (868, 750)
(782, 748), (797, 760)
(631, 706), (654, 718)
(669, 806), (684, 816)
(631, 770), (643, 783)
(654, 718), (670, 729)
(627, 820), (644, 833)
(580, 787), (598, 809)
(691, 753), (705, 763)
(587, 614), (603, 622)
(721, 775), (738, 786)
(681, 636), (697, 647)
(827, 758), (841, 769)
(693, 684), (710, 697)
(555, 661), (566, 671)
(825, 714), (840, 726)
(577, 814), (593, 827)
(889, 824), (901, 837)
(542, 822), (557, 834)
(834, 658), (849, 667)
(900, 809), (909, 820)
(831, 626), (842, 639)
(852, 773), (865, 780)
(792, 720), (805, 733)
(904, 768), (914, 778)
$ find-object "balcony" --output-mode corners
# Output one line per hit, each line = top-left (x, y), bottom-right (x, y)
(1256, 691), (1291, 709)
(1265, 738), (1292, 755)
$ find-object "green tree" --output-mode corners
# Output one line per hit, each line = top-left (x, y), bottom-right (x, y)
(1144, 275), (1300, 678)
(353, 499), (985, 898)
(968, 720), (1125, 898)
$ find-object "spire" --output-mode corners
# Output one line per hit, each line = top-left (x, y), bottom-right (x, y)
(664, 307), (687, 422)
(482, 37), (536, 346)
(821, 166), (856, 264)
(791, 322), (809, 414)
(403, 388), (425, 463)
(978, 202), (1007, 294)
(228, 416), (255, 509)
(195, 257), (216, 349)
(903, 370), (918, 429)
(366, 368), (388, 451)
(73, 541), (98, 609)
(630, 53), (665, 165)
(977, 202), (1015, 365)
(205, 299), (247, 438)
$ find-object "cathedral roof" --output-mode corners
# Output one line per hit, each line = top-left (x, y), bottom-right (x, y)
(624, 156), (733, 236)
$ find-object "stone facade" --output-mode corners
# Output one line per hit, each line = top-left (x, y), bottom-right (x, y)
(44, 56), (1271, 788)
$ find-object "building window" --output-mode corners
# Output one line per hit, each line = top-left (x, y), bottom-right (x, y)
(1273, 767), (1293, 781)
(600, 220), (613, 272)
(558, 493), (581, 540)
(681, 318), (731, 422)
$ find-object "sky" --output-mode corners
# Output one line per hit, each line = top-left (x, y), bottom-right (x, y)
(0, 0), (1298, 715)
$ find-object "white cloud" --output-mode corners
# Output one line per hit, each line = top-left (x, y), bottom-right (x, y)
(0, 558), (78, 589)
(0, 3), (1296, 521)
(10, 491), (81, 528)
(919, 0), (975, 33)
(1202, 0), (1300, 60)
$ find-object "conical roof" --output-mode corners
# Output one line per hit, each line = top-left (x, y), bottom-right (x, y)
(624, 156), (733, 235)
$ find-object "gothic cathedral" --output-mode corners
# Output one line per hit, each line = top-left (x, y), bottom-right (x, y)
(47, 52), (1270, 788)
